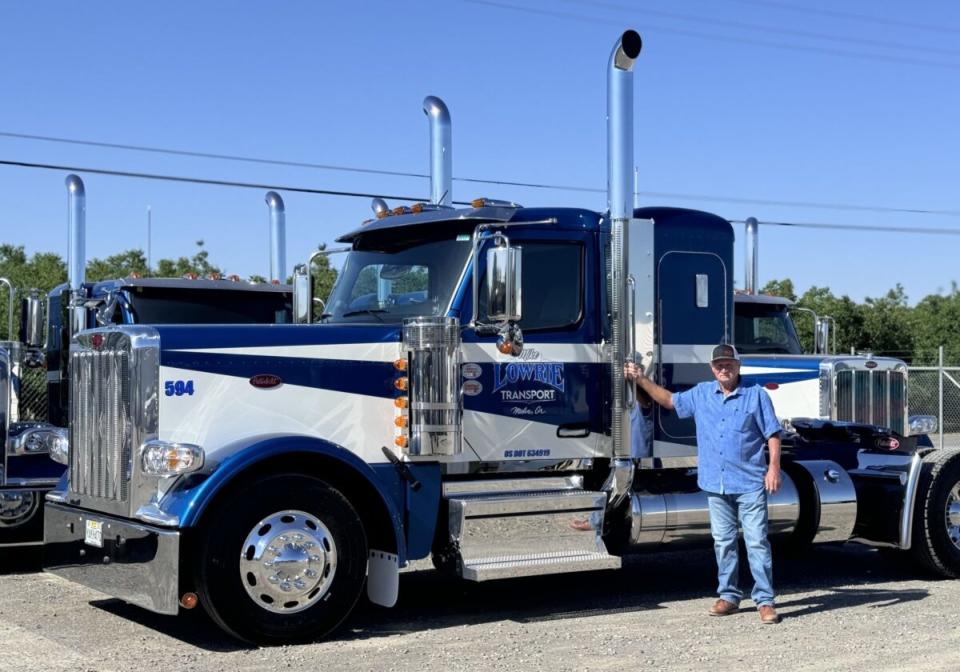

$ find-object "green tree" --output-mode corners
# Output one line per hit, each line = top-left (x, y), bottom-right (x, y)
(86, 249), (150, 282)
(155, 240), (222, 278)
(860, 284), (914, 361)
(794, 285), (865, 356)
(759, 278), (797, 302)
(0, 245), (67, 339)
(911, 284), (960, 365)
(307, 244), (339, 313)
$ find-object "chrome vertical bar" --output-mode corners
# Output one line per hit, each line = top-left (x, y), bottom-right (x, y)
(745, 217), (758, 294)
(265, 191), (287, 283)
(607, 29), (642, 460)
(423, 96), (452, 207)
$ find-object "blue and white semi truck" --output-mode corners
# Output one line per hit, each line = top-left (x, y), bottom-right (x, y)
(0, 178), (293, 547)
(44, 31), (956, 645)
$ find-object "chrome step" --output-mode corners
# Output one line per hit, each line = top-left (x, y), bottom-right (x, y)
(444, 485), (620, 581)
(463, 550), (621, 581)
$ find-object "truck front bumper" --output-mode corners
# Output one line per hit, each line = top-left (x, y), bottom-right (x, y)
(43, 502), (181, 615)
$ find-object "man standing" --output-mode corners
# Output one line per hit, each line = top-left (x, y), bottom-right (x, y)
(626, 343), (783, 625)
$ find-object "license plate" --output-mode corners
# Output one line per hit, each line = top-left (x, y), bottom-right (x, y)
(84, 519), (103, 548)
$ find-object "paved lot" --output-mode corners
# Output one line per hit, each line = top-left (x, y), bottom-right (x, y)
(1, 544), (959, 672)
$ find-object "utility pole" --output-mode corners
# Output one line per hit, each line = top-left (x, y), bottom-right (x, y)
(147, 205), (152, 272)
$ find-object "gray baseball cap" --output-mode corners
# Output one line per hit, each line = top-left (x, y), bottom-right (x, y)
(710, 343), (740, 363)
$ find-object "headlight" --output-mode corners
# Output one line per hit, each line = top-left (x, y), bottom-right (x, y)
(10, 427), (69, 461)
(140, 440), (204, 476)
(908, 415), (938, 436)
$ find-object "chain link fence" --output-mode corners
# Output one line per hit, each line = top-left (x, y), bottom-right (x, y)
(908, 359), (960, 450)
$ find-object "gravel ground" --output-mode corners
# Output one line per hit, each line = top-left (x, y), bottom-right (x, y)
(1, 544), (959, 672)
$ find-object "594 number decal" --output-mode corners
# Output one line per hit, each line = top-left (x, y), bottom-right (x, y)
(164, 380), (195, 397)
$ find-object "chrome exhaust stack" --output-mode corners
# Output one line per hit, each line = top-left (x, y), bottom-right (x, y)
(265, 191), (287, 283)
(745, 216), (759, 293)
(65, 175), (86, 336)
(423, 96), (452, 207)
(607, 30), (642, 472)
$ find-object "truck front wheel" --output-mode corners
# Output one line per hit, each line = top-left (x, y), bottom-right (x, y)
(195, 474), (368, 645)
(911, 449), (960, 578)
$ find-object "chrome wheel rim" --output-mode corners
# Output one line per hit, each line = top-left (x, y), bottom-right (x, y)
(239, 509), (337, 614)
(945, 483), (960, 551)
(0, 491), (38, 528)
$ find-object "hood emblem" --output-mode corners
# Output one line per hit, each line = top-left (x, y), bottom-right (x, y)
(249, 374), (283, 389)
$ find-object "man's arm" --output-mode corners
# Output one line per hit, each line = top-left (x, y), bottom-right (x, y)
(765, 433), (782, 494)
(625, 362), (674, 410)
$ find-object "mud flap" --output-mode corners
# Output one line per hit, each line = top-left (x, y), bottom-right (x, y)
(366, 549), (399, 607)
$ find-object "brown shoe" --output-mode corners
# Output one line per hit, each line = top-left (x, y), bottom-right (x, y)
(758, 604), (781, 624)
(708, 599), (739, 616)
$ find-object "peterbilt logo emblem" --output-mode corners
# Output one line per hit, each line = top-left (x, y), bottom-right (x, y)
(865, 361), (878, 369)
(249, 374), (283, 389)
(91, 333), (104, 350)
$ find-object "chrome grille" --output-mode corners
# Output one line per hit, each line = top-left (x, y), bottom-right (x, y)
(69, 347), (132, 502)
(833, 367), (906, 435)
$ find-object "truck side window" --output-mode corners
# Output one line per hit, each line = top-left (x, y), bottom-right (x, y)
(480, 242), (583, 331)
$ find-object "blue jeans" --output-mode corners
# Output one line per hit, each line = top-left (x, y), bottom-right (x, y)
(706, 487), (775, 606)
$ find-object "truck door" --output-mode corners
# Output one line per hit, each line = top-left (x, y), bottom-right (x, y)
(457, 230), (604, 465)
(657, 250), (728, 449)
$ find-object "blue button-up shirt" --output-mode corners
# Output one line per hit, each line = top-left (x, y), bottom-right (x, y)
(672, 380), (781, 494)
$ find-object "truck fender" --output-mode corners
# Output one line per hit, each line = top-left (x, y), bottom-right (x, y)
(162, 434), (408, 564)
(790, 459), (858, 543)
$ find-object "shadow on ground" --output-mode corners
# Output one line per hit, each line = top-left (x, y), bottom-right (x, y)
(75, 542), (934, 650)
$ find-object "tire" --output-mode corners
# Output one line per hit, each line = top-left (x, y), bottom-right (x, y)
(195, 474), (368, 645)
(910, 448), (960, 578)
(0, 490), (43, 545)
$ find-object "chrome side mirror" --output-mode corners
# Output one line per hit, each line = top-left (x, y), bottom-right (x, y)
(485, 237), (522, 323)
(20, 291), (45, 347)
(95, 292), (119, 326)
(292, 263), (312, 324)
(496, 323), (524, 356)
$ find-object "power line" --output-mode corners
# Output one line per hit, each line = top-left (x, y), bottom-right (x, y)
(4, 157), (960, 238)
(563, 0), (960, 58)
(467, 0), (960, 71)
(727, 0), (960, 36)
(0, 159), (464, 205)
(0, 131), (429, 181)
(733, 218), (960, 236)
(4, 130), (960, 218)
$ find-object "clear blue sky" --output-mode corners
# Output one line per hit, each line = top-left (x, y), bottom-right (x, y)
(1, 0), (958, 303)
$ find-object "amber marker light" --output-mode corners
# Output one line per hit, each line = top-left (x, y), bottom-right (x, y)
(395, 435), (408, 449)
(395, 396), (409, 409)
(411, 203), (424, 213)
(395, 377), (408, 391)
(471, 198), (485, 208)
(395, 415), (408, 428)
(393, 358), (408, 372)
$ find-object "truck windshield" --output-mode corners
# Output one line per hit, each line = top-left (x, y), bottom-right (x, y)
(127, 288), (292, 325)
(734, 302), (803, 355)
(323, 236), (472, 324)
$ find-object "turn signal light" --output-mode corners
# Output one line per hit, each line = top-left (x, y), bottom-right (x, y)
(394, 396), (409, 409)
(411, 203), (424, 213)
(394, 416), (408, 428)
(394, 358), (408, 372)
(395, 435), (408, 449)
(395, 377), (408, 391)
